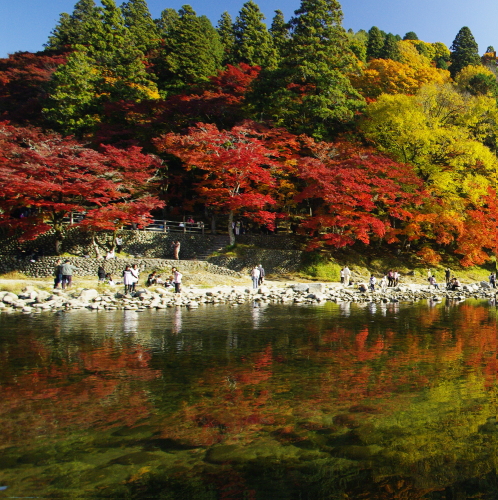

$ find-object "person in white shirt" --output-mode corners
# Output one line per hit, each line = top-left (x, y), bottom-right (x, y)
(343, 266), (351, 286)
(172, 267), (182, 294)
(251, 266), (260, 289)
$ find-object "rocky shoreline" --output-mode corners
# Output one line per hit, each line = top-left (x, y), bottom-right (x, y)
(0, 280), (496, 314)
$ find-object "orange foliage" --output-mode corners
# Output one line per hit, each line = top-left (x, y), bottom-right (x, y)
(352, 59), (449, 99)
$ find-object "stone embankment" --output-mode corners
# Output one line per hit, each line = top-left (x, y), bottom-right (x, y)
(0, 281), (496, 314)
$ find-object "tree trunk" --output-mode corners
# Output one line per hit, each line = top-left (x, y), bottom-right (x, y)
(211, 214), (217, 235)
(91, 234), (101, 259)
(228, 211), (235, 246)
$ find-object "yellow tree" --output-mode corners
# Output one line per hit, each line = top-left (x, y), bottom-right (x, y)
(360, 84), (498, 262)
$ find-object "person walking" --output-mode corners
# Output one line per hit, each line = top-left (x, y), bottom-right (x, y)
(172, 240), (181, 260)
(343, 266), (351, 286)
(53, 259), (63, 289)
(258, 264), (265, 286)
(123, 265), (134, 294)
(172, 267), (182, 294)
(251, 266), (260, 289)
(61, 260), (77, 290)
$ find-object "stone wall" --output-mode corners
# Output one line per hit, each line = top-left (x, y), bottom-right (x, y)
(208, 248), (303, 275)
(235, 234), (302, 250)
(4, 229), (221, 260)
(0, 256), (242, 279)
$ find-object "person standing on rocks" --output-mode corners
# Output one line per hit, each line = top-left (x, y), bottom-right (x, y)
(251, 266), (260, 289)
(123, 265), (134, 294)
(172, 267), (182, 294)
(172, 240), (181, 260)
(445, 268), (451, 285)
(61, 260), (77, 290)
(343, 266), (351, 286)
(130, 264), (140, 292)
(258, 264), (265, 286)
(369, 275), (376, 291)
(53, 259), (63, 289)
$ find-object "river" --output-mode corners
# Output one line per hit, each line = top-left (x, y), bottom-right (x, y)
(1, 299), (497, 499)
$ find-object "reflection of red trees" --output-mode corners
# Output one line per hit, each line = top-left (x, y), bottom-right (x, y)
(0, 342), (160, 445)
(160, 345), (284, 446)
(159, 304), (498, 447)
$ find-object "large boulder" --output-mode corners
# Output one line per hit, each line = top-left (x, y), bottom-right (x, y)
(292, 283), (309, 293)
(79, 289), (100, 302)
(308, 283), (326, 294)
(2, 292), (18, 304)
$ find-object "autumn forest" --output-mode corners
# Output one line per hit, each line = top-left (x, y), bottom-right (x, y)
(1, 0), (498, 266)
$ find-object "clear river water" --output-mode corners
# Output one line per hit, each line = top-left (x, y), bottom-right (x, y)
(1, 298), (498, 499)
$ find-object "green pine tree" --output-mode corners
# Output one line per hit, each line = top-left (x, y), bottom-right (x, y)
(450, 26), (481, 77)
(403, 31), (418, 40)
(366, 26), (385, 60)
(249, 0), (364, 139)
(155, 8), (179, 37)
(217, 12), (236, 66)
(160, 5), (223, 92)
(233, 1), (278, 68)
(121, 0), (160, 54)
(347, 29), (367, 62)
(45, 0), (101, 49)
(270, 10), (288, 59)
(381, 33), (401, 61)
(42, 46), (101, 135)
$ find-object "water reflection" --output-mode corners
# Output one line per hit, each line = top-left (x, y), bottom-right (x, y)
(0, 299), (497, 499)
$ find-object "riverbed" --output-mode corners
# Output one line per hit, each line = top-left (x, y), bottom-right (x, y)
(1, 299), (497, 498)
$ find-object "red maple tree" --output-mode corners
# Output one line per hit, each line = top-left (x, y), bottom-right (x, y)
(0, 122), (162, 253)
(294, 139), (423, 249)
(155, 121), (280, 243)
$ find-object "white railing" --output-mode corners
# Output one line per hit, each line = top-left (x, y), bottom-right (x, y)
(61, 212), (205, 234)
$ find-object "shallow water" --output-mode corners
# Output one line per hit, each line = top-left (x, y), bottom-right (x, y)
(1, 299), (498, 499)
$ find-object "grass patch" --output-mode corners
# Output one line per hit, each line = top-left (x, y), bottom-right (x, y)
(299, 253), (341, 281)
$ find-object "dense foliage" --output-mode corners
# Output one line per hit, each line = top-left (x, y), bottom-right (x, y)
(1, 0), (497, 265)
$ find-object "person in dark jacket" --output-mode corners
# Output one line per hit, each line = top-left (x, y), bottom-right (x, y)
(53, 259), (63, 289)
(258, 264), (265, 286)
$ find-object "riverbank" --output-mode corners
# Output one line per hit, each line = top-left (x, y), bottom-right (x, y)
(1, 278), (496, 314)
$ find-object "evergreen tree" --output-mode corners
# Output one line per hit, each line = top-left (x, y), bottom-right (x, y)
(233, 1), (278, 68)
(156, 8), (179, 37)
(121, 0), (160, 53)
(450, 26), (481, 77)
(270, 10), (288, 58)
(89, 0), (158, 100)
(403, 31), (418, 40)
(161, 5), (223, 91)
(347, 29), (367, 62)
(381, 33), (401, 61)
(45, 0), (101, 49)
(217, 11), (236, 66)
(249, 0), (364, 138)
(42, 46), (101, 135)
(366, 26), (384, 60)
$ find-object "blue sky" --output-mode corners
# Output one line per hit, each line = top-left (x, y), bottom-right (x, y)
(1, 0), (498, 59)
